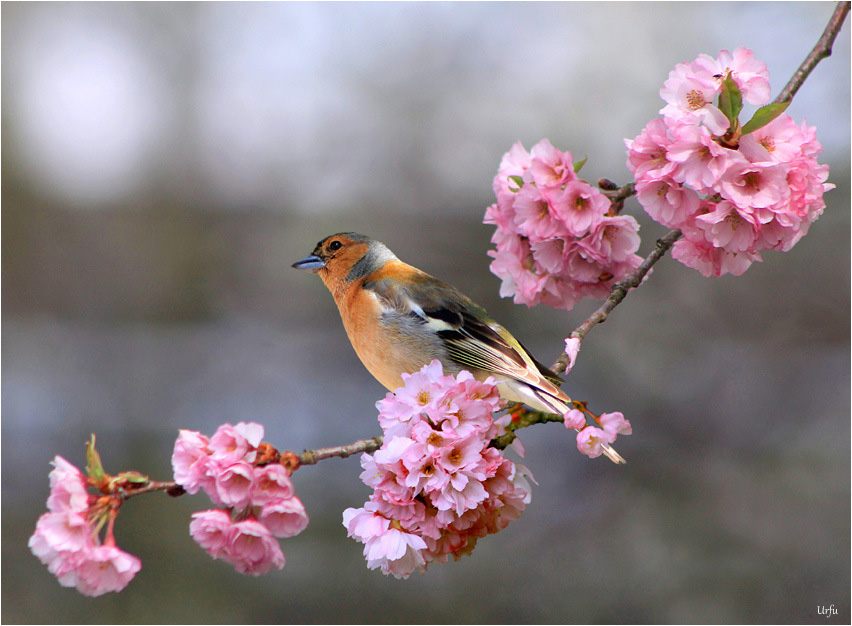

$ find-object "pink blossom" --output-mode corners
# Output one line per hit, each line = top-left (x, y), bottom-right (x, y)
(694, 47), (771, 106)
(563, 409), (586, 430)
(74, 545), (142, 597)
(343, 506), (388, 541)
(488, 243), (552, 307)
(209, 422), (263, 466)
(28, 520), (82, 586)
(529, 237), (567, 275)
(486, 138), (648, 311)
(513, 184), (568, 240)
(489, 201), (518, 235)
(214, 460), (255, 509)
(431, 478), (489, 517)
(403, 453), (450, 495)
(599, 412), (633, 438)
(376, 359), (453, 436)
(251, 463), (295, 506)
(437, 435), (488, 476)
(550, 180), (609, 236)
(366, 526), (428, 579)
(343, 507), (428, 579)
(563, 337), (581, 374)
(671, 238), (760, 277)
(226, 519), (286, 576)
(535, 274), (580, 311)
(660, 63), (729, 135)
(694, 200), (759, 253)
(373, 434), (419, 467)
(630, 49), (830, 277)
(30, 510), (141, 596)
(444, 374), (501, 435)
(625, 118), (677, 181)
(189, 509), (233, 560)
(346, 363), (536, 577)
(32, 510), (92, 554)
(493, 141), (531, 202)
(668, 123), (745, 191)
(47, 456), (90, 513)
(740, 114), (806, 164)
(585, 215), (642, 264)
(526, 139), (578, 189)
(719, 161), (789, 209)
(635, 178), (701, 229)
(562, 238), (610, 283)
(797, 118), (828, 160)
(259, 497), (310, 538)
(576, 426), (615, 459)
(172, 429), (213, 495)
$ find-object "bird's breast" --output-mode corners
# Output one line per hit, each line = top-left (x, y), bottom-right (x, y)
(337, 285), (449, 392)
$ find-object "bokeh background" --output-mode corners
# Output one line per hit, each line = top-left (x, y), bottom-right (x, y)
(3, 2), (849, 624)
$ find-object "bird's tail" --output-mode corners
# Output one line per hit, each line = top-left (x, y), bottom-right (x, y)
(529, 386), (626, 465)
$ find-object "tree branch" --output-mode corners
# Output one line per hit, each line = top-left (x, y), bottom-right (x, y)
(774, 1), (850, 104)
(551, 229), (683, 375)
(119, 437), (387, 503)
(295, 437), (384, 466)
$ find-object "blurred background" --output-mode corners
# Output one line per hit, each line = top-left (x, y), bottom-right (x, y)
(2, 2), (849, 623)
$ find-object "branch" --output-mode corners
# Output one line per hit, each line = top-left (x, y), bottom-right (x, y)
(551, 229), (683, 375)
(599, 179), (636, 215)
(774, 1), (850, 104)
(295, 437), (383, 466)
(119, 437), (386, 503)
(490, 408), (564, 450)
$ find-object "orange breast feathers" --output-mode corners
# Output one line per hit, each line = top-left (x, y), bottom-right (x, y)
(327, 261), (441, 392)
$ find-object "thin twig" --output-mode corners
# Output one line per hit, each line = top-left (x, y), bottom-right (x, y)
(118, 437), (386, 502)
(490, 409), (565, 450)
(120, 480), (184, 502)
(296, 437), (384, 466)
(775, 1), (850, 104)
(551, 229), (682, 375)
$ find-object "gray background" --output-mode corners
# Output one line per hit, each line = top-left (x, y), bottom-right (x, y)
(3, 2), (849, 623)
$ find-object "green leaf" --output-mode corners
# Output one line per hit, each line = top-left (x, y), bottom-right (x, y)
(573, 156), (588, 174)
(86, 434), (106, 481)
(507, 175), (524, 191)
(117, 471), (149, 484)
(717, 73), (743, 128)
(741, 100), (791, 135)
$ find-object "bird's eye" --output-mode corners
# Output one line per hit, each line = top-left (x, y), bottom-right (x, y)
(328, 240), (343, 251)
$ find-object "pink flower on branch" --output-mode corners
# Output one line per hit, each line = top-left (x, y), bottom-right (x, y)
(576, 426), (615, 459)
(627, 47), (832, 276)
(172, 422), (310, 577)
(29, 455), (142, 597)
(485, 139), (643, 312)
(345, 360), (534, 578)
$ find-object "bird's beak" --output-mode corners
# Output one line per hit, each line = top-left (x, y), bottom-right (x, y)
(292, 255), (326, 273)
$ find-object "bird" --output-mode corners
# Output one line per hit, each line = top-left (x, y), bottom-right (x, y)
(292, 232), (624, 464)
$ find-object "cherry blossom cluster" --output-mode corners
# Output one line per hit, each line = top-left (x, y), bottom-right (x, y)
(172, 422), (309, 576)
(567, 409), (632, 458)
(343, 360), (533, 579)
(626, 47), (832, 276)
(485, 139), (644, 311)
(29, 457), (142, 597)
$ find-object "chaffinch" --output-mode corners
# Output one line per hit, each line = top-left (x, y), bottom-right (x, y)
(293, 232), (624, 464)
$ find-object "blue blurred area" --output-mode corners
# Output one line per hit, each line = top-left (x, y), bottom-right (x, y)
(2, 3), (849, 623)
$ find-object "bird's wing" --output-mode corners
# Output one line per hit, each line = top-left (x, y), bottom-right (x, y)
(366, 273), (564, 394)
(366, 273), (627, 464)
